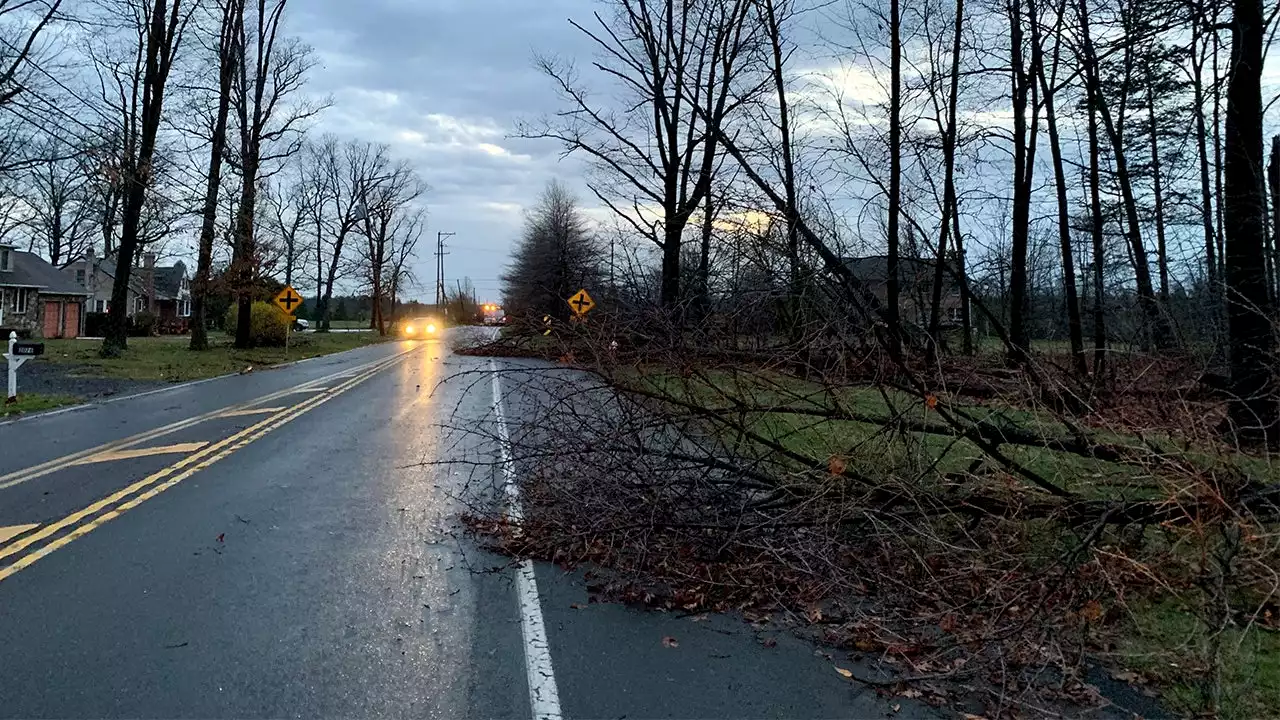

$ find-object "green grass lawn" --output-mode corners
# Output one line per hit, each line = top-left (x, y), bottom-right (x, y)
(617, 365), (1280, 714)
(322, 320), (371, 330)
(619, 366), (1279, 496)
(1115, 599), (1280, 719)
(1, 393), (81, 418)
(39, 332), (395, 382)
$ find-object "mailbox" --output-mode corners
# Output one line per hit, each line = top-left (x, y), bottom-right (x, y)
(12, 342), (44, 357)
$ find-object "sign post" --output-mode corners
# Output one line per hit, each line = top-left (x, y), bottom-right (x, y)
(4, 332), (44, 402)
(273, 285), (303, 359)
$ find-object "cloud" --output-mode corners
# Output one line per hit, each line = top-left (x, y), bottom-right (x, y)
(807, 63), (888, 107)
(289, 0), (597, 300)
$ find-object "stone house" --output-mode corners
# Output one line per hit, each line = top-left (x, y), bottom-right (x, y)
(0, 242), (89, 339)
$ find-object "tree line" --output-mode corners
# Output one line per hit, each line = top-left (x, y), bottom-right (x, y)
(0, 0), (427, 351)
(507, 0), (1280, 444)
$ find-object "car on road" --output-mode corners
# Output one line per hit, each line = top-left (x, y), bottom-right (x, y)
(293, 318), (310, 331)
(481, 303), (505, 326)
(400, 317), (441, 339)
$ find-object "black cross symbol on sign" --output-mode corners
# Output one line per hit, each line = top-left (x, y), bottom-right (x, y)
(571, 295), (590, 312)
(280, 292), (299, 310)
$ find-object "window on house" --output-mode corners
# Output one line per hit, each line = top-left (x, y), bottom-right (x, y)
(14, 288), (27, 314)
(949, 306), (964, 323)
(135, 296), (146, 314)
(178, 299), (190, 317)
(95, 299), (108, 313)
(0, 248), (11, 272)
(76, 269), (86, 286)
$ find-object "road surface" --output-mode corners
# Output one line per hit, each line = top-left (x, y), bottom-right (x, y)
(0, 331), (925, 719)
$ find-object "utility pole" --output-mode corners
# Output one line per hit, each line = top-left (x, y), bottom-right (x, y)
(435, 231), (454, 309)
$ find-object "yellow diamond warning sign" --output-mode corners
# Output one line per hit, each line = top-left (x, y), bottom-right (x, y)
(273, 285), (303, 315)
(567, 289), (594, 317)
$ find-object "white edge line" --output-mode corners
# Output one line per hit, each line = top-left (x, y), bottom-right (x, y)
(0, 342), (399, 427)
(0, 370), (241, 429)
(490, 358), (563, 720)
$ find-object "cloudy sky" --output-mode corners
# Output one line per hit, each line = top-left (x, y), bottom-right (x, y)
(285, 0), (599, 304)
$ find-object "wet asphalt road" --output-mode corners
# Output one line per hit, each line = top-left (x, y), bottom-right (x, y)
(0, 331), (926, 719)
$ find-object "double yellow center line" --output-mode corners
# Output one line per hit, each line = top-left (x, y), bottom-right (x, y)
(0, 350), (410, 492)
(0, 349), (414, 582)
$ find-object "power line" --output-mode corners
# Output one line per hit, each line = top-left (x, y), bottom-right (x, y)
(3, 48), (243, 209)
(3, 92), (201, 214)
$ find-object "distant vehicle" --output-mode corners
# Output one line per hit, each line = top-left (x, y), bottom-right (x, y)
(401, 317), (440, 338)
(293, 318), (310, 331)
(481, 303), (505, 326)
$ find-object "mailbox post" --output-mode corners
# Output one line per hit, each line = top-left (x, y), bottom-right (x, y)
(4, 331), (44, 401)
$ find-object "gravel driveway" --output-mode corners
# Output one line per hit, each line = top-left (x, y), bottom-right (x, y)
(9, 358), (169, 400)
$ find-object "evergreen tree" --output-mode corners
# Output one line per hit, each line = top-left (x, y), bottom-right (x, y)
(501, 182), (603, 321)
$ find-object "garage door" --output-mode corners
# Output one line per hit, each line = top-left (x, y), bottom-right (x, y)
(43, 302), (61, 338)
(63, 302), (80, 338)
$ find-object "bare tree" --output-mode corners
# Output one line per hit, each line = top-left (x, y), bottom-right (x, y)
(752, 0), (803, 341)
(1269, 135), (1280, 302)
(262, 159), (314, 289)
(523, 0), (758, 316)
(1006, 0), (1042, 365)
(1222, 0), (1275, 442)
(101, 0), (189, 357)
(886, 0), (903, 357)
(227, 0), (322, 348)
(354, 159), (423, 335)
(1033, 0), (1086, 376)
(23, 140), (96, 265)
(924, 0), (968, 362)
(1189, 10), (1218, 290)
(385, 205), (424, 326)
(0, 0), (66, 106)
(1075, 0), (1173, 351)
(82, 0), (191, 261)
(308, 136), (390, 332)
(190, 0), (242, 351)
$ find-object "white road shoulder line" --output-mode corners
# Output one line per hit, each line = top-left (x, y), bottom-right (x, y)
(490, 358), (562, 720)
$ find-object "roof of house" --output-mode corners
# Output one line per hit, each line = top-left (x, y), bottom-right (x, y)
(66, 253), (188, 299)
(1, 250), (91, 295)
(154, 261), (187, 300)
(63, 253), (143, 296)
(843, 256), (958, 294)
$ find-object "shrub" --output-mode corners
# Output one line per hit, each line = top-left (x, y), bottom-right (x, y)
(129, 311), (157, 337)
(223, 301), (288, 347)
(84, 312), (109, 337)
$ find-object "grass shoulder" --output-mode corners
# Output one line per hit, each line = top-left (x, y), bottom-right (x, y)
(1, 394), (81, 418)
(1114, 599), (1280, 718)
(39, 331), (391, 383)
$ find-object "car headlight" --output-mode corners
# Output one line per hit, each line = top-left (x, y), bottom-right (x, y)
(405, 326), (415, 334)
(426, 323), (437, 334)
